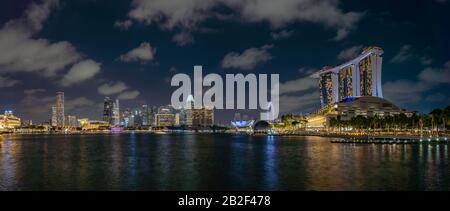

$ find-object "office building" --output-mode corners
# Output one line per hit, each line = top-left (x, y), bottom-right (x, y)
(103, 97), (113, 124)
(112, 99), (120, 126)
(65, 115), (78, 128)
(55, 92), (65, 128)
(183, 95), (214, 128)
(51, 106), (57, 127)
(156, 105), (175, 127)
(141, 105), (149, 126)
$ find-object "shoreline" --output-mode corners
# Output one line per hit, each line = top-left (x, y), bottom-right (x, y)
(2, 131), (449, 140)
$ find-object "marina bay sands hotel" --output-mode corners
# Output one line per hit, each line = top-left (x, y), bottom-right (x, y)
(312, 46), (384, 107)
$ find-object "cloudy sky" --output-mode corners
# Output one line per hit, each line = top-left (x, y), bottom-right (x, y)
(0, 0), (449, 124)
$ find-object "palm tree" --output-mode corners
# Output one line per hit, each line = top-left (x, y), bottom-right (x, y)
(429, 109), (443, 136)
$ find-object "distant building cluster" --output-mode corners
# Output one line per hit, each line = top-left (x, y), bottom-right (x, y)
(40, 92), (215, 131)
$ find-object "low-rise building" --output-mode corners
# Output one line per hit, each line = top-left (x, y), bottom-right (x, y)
(0, 111), (21, 130)
(306, 96), (412, 129)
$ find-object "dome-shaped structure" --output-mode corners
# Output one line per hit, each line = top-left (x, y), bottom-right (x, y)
(253, 120), (270, 131)
(231, 120), (255, 128)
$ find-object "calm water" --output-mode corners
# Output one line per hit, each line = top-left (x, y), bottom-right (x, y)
(0, 133), (449, 191)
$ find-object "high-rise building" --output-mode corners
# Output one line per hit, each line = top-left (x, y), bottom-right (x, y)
(150, 106), (157, 126)
(103, 97), (120, 126)
(55, 92), (64, 128)
(156, 105), (175, 127)
(190, 107), (214, 127)
(141, 105), (149, 126)
(65, 115), (78, 128)
(318, 72), (338, 107)
(121, 108), (134, 127)
(103, 97), (113, 124)
(312, 46), (383, 107)
(133, 109), (142, 127)
(183, 95), (214, 128)
(112, 99), (120, 126)
(51, 106), (57, 127)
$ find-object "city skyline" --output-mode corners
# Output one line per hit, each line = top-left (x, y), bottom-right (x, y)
(0, 0), (449, 124)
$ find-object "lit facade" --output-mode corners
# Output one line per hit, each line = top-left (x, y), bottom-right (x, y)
(319, 72), (338, 107)
(55, 92), (65, 128)
(0, 111), (21, 129)
(65, 115), (78, 128)
(339, 66), (353, 101)
(313, 46), (384, 107)
(183, 94), (214, 128)
(51, 106), (57, 127)
(190, 107), (214, 127)
(112, 99), (120, 126)
(141, 105), (149, 126)
(306, 96), (412, 129)
(333, 96), (409, 120)
(103, 97), (113, 124)
(156, 106), (175, 127)
(104, 97), (120, 126)
(81, 120), (110, 131)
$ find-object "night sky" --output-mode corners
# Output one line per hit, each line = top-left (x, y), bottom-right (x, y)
(0, 0), (449, 124)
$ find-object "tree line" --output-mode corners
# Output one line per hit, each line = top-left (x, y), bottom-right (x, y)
(329, 106), (450, 135)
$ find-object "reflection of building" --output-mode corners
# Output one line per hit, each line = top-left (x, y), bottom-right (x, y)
(312, 46), (383, 107)
(55, 92), (65, 128)
(0, 110), (21, 129)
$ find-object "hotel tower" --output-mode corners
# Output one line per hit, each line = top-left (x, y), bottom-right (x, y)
(312, 46), (384, 107)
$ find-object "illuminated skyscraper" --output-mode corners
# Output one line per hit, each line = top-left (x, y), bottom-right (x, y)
(141, 104), (149, 126)
(319, 72), (338, 107)
(183, 95), (214, 128)
(313, 46), (383, 107)
(103, 97), (113, 124)
(156, 105), (175, 127)
(112, 99), (120, 126)
(55, 92), (64, 128)
(51, 106), (57, 127)
(65, 115), (78, 128)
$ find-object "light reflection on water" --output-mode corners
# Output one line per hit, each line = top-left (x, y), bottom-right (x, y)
(0, 134), (448, 191)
